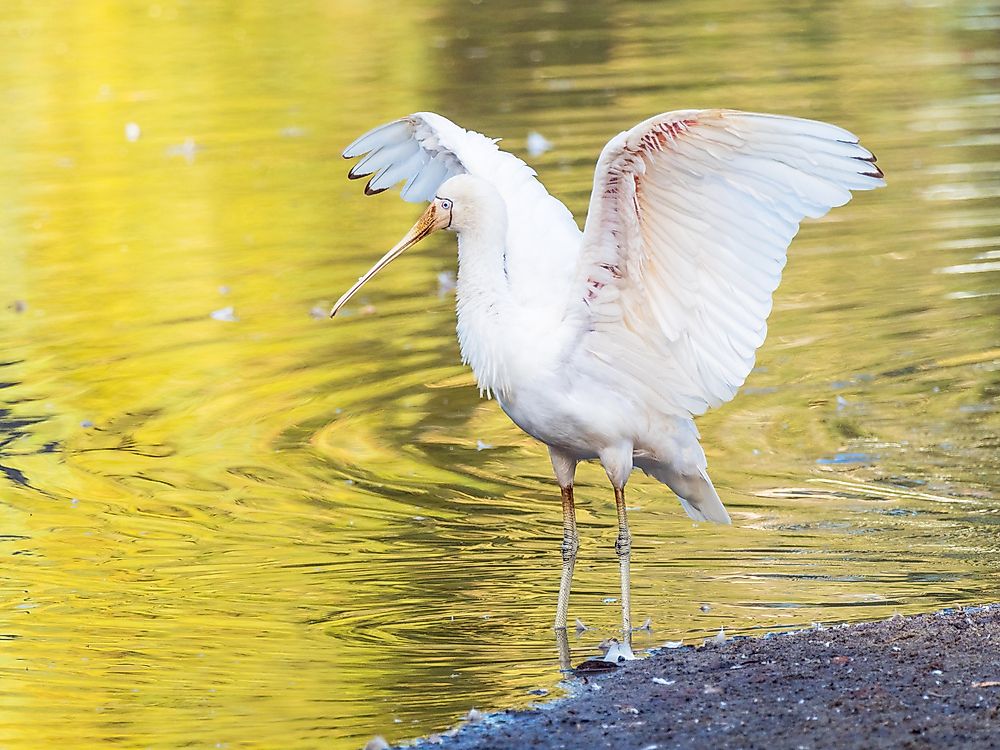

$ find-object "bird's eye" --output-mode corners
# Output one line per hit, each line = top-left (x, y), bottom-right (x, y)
(439, 199), (453, 211)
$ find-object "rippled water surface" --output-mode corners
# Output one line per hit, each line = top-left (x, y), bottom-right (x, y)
(1, 1), (998, 748)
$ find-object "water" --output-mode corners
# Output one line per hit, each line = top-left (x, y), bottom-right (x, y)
(1, 1), (998, 747)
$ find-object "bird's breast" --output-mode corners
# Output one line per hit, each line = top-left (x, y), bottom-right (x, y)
(496, 371), (636, 460)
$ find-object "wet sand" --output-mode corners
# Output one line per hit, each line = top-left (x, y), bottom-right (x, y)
(402, 605), (1000, 750)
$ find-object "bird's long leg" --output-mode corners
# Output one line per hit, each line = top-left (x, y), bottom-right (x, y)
(614, 485), (632, 644)
(598, 443), (636, 655)
(554, 484), (579, 631)
(548, 447), (578, 634)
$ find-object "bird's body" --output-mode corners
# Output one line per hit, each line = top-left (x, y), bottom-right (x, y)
(332, 108), (884, 649)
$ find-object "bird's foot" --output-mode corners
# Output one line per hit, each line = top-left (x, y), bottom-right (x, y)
(599, 638), (637, 663)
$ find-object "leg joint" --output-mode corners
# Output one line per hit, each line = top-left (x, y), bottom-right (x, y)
(615, 530), (631, 556)
(561, 536), (580, 561)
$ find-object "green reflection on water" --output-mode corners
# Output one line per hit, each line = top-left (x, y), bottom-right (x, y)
(0, 1), (997, 748)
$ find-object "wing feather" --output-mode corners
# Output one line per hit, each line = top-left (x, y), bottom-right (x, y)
(348, 140), (419, 180)
(342, 120), (414, 159)
(399, 154), (451, 202)
(572, 108), (884, 417)
(366, 149), (429, 194)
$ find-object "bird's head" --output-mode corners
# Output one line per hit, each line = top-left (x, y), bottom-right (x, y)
(429, 174), (506, 233)
(330, 174), (502, 317)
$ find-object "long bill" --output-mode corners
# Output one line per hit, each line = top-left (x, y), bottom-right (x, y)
(330, 201), (449, 317)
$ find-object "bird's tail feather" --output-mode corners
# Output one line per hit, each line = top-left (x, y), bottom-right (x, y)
(643, 465), (732, 524)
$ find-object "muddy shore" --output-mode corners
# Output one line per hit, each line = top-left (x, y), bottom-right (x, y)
(396, 605), (999, 750)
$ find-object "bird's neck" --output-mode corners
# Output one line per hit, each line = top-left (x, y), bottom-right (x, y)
(455, 218), (513, 399)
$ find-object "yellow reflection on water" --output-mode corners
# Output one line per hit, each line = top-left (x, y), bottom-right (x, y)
(0, 1), (998, 748)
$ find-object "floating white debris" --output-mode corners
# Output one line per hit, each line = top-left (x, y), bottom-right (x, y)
(166, 137), (199, 162)
(662, 640), (684, 649)
(700, 603), (711, 612)
(363, 737), (389, 750)
(210, 306), (238, 322)
(602, 597), (618, 604)
(526, 130), (553, 157)
(652, 677), (675, 686)
(636, 617), (653, 631)
(475, 439), (493, 451)
(280, 126), (307, 138)
(125, 122), (141, 142)
(464, 708), (484, 723)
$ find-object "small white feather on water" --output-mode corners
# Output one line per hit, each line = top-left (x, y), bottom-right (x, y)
(210, 306), (238, 322)
(710, 626), (726, 645)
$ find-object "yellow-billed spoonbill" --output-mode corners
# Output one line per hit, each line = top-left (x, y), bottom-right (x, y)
(332, 109), (884, 648)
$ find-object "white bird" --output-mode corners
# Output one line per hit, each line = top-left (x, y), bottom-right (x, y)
(331, 109), (884, 649)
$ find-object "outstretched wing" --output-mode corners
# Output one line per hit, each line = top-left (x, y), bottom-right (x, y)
(343, 113), (471, 202)
(572, 109), (885, 417)
(342, 112), (582, 303)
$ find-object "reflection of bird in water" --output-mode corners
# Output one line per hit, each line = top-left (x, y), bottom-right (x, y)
(332, 109), (884, 656)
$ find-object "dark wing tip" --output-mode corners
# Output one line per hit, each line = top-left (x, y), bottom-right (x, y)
(855, 153), (884, 180)
(865, 161), (885, 179)
(364, 181), (389, 196)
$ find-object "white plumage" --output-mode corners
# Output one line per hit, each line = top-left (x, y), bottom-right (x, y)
(334, 108), (884, 642)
